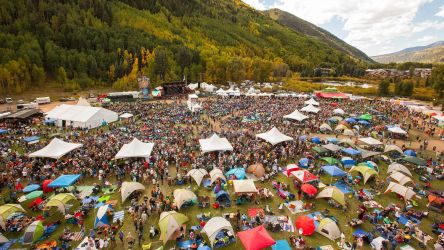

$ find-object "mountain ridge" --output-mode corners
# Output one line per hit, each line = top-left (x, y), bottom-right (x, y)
(372, 41), (444, 63)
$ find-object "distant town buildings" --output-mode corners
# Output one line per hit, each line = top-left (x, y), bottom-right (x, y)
(365, 68), (432, 79)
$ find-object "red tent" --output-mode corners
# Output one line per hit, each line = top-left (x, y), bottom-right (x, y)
(291, 170), (318, 183)
(42, 180), (53, 193)
(301, 184), (317, 196)
(284, 164), (300, 177)
(295, 215), (315, 236)
(238, 226), (275, 250)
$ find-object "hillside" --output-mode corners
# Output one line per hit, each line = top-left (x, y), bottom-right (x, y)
(372, 41), (444, 63)
(0, 0), (369, 94)
(264, 9), (373, 63)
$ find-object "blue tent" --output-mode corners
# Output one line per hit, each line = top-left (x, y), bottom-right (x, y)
(345, 118), (357, 123)
(404, 150), (416, 157)
(299, 135), (307, 142)
(353, 228), (368, 237)
(341, 157), (356, 167)
(0, 129), (7, 134)
(358, 120), (370, 125)
(311, 137), (321, 144)
(328, 117), (339, 123)
(23, 184), (40, 193)
(272, 240), (291, 250)
(322, 165), (346, 177)
(23, 136), (40, 143)
(299, 158), (309, 168)
(47, 174), (82, 188)
(94, 204), (112, 228)
(215, 190), (230, 203)
(225, 168), (245, 180)
(327, 137), (339, 144)
(341, 147), (361, 156)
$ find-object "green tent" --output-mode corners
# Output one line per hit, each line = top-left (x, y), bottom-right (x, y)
(320, 157), (340, 165)
(403, 156), (427, 166)
(312, 146), (328, 154)
(359, 113), (372, 121)
(24, 191), (43, 201)
(23, 220), (44, 244)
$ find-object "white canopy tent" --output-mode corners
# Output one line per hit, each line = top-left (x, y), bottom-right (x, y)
(76, 97), (91, 107)
(358, 137), (383, 146)
(304, 98), (319, 106)
(186, 169), (208, 186)
(387, 127), (407, 135)
(387, 163), (412, 176)
(121, 181), (145, 202)
(46, 104), (118, 129)
(202, 217), (234, 247)
(256, 127), (293, 145)
(301, 104), (320, 114)
(119, 113), (133, 119)
(199, 134), (233, 153)
(29, 138), (82, 159)
(283, 109), (309, 122)
(390, 171), (414, 186)
(114, 138), (154, 159)
(232, 180), (258, 194)
(384, 182), (417, 201)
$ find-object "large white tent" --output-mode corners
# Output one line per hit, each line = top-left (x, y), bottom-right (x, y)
(384, 182), (417, 201)
(387, 126), (407, 134)
(301, 104), (320, 114)
(46, 104), (118, 129)
(29, 138), (82, 159)
(256, 127), (293, 145)
(304, 98), (319, 106)
(283, 109), (309, 122)
(232, 180), (258, 194)
(202, 217), (234, 247)
(358, 137), (383, 146)
(115, 138), (154, 159)
(199, 134), (233, 153)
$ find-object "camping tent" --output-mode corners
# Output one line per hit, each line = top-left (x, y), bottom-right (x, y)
(390, 171), (414, 186)
(23, 221), (44, 244)
(301, 104), (320, 114)
(320, 123), (332, 132)
(341, 157), (356, 167)
(256, 127), (293, 145)
(199, 134), (233, 153)
(247, 163), (265, 178)
(403, 156), (427, 166)
(173, 189), (197, 209)
(186, 169), (208, 186)
(317, 218), (341, 241)
(121, 181), (145, 202)
(209, 168), (226, 184)
(359, 113), (372, 121)
(225, 168), (246, 180)
(237, 226), (275, 250)
(387, 163), (412, 176)
(305, 98), (319, 106)
(45, 193), (77, 214)
(388, 126), (407, 134)
(47, 174), (81, 188)
(316, 186), (345, 206)
(94, 204), (112, 228)
(232, 180), (258, 194)
(46, 104), (118, 129)
(115, 138), (154, 159)
(29, 138), (82, 159)
(159, 211), (189, 244)
(283, 109), (309, 122)
(322, 165), (346, 177)
(384, 145), (404, 154)
(358, 137), (383, 146)
(349, 166), (378, 184)
(202, 217), (234, 247)
(333, 108), (345, 115)
(343, 129), (355, 136)
(320, 157), (340, 166)
(291, 170), (319, 183)
(334, 124), (348, 131)
(0, 204), (25, 230)
(384, 182), (417, 201)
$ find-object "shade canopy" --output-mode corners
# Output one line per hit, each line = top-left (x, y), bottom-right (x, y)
(159, 211), (189, 244)
(209, 168), (226, 184)
(305, 98), (320, 106)
(320, 157), (340, 165)
(387, 163), (412, 176)
(322, 144), (342, 152)
(119, 113), (133, 119)
(301, 104), (320, 113)
(48, 174), (82, 188)
(29, 138), (82, 159)
(349, 166), (378, 184)
(342, 147), (361, 156)
(384, 182), (417, 201)
(173, 189), (197, 209)
(358, 137), (383, 146)
(295, 215), (315, 235)
(322, 165), (346, 177)
(94, 204), (112, 228)
(23, 184), (40, 193)
(238, 226), (276, 250)
(114, 138), (154, 159)
(256, 127), (293, 145)
(232, 180), (258, 194)
(316, 186), (345, 205)
(202, 217), (234, 247)
(121, 181), (145, 202)
(390, 171), (414, 186)
(199, 133), (233, 153)
(186, 169), (208, 186)
(283, 109), (309, 122)
(388, 126), (407, 134)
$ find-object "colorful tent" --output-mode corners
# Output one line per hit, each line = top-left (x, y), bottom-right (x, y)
(403, 150), (417, 157)
(121, 181), (146, 202)
(316, 186), (345, 206)
(341, 157), (356, 167)
(45, 193), (77, 214)
(284, 164), (300, 177)
(173, 189), (197, 209)
(317, 218), (341, 241)
(23, 184), (40, 193)
(42, 180), (53, 193)
(159, 211), (189, 244)
(291, 170), (319, 183)
(237, 226), (276, 250)
(359, 113), (372, 121)
(301, 184), (317, 196)
(19, 191), (43, 202)
(47, 174), (81, 188)
(0, 204), (25, 230)
(271, 240), (292, 250)
(186, 169), (208, 186)
(225, 168), (246, 180)
(247, 163), (265, 178)
(94, 204), (112, 228)
(341, 148), (361, 156)
(295, 215), (315, 236)
(320, 157), (340, 165)
(23, 221), (44, 244)
(350, 166), (379, 184)
(202, 217), (234, 247)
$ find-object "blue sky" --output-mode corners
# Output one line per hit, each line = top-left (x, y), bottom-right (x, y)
(243, 0), (444, 56)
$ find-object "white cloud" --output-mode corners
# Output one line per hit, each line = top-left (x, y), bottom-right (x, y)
(437, 5), (444, 17)
(417, 35), (437, 43)
(269, 0), (441, 55)
(242, 0), (266, 10)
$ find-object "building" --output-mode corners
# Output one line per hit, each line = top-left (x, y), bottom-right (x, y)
(365, 68), (432, 79)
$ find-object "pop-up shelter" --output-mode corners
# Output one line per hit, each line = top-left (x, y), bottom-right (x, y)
(199, 133), (233, 153)
(237, 225), (275, 250)
(186, 169), (208, 186)
(114, 138), (154, 159)
(0, 204), (26, 230)
(29, 138), (82, 159)
(45, 193), (77, 214)
(256, 127), (293, 146)
(283, 109), (309, 122)
(47, 174), (82, 188)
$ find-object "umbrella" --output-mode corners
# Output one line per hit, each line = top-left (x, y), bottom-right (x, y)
(311, 137), (321, 144)
(299, 158), (309, 168)
(159, 211), (189, 243)
(358, 120), (370, 125)
(295, 216), (315, 235)
(301, 184), (317, 196)
(23, 184), (40, 193)
(403, 150), (416, 157)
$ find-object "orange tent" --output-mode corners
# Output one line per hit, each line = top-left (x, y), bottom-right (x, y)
(247, 163), (265, 178)
(237, 225), (275, 250)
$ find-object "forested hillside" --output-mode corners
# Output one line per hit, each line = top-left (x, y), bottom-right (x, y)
(0, 0), (369, 94)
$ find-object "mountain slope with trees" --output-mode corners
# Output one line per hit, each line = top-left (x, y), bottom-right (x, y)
(0, 0), (370, 94)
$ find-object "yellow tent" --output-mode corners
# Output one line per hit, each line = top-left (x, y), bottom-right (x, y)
(45, 193), (77, 214)
(350, 166), (378, 184)
(0, 204), (25, 230)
